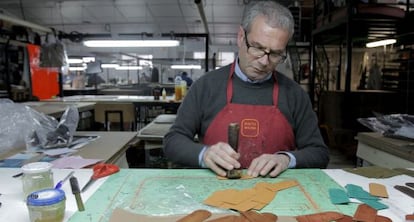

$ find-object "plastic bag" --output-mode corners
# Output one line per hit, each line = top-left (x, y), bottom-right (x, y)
(357, 113), (414, 140)
(0, 99), (79, 153)
(39, 32), (69, 68)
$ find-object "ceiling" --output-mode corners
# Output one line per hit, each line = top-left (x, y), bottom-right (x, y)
(0, 0), (311, 66)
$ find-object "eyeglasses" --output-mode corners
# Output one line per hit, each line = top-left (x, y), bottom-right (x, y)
(244, 30), (287, 64)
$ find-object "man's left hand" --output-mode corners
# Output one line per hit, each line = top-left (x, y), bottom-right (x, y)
(246, 154), (290, 177)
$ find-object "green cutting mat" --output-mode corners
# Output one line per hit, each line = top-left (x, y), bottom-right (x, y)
(68, 169), (357, 222)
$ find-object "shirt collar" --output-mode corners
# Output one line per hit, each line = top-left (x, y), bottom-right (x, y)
(234, 57), (272, 84)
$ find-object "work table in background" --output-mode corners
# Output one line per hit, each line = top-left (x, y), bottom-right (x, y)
(0, 131), (138, 168)
(356, 132), (414, 168)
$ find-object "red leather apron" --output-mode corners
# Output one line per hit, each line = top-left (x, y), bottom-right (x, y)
(203, 62), (295, 168)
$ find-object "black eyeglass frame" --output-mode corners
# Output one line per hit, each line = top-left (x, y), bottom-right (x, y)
(243, 30), (287, 64)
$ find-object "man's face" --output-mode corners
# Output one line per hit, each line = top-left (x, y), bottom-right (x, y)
(237, 15), (290, 81)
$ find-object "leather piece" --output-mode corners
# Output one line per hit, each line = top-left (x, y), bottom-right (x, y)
(353, 204), (377, 222)
(296, 211), (344, 222)
(406, 214), (414, 220)
(206, 215), (245, 222)
(239, 211), (277, 222)
(375, 215), (392, 222)
(394, 185), (414, 198)
(369, 183), (389, 198)
(406, 182), (414, 189)
(176, 209), (212, 222)
(336, 215), (353, 222)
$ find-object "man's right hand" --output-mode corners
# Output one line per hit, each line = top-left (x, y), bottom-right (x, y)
(202, 142), (241, 177)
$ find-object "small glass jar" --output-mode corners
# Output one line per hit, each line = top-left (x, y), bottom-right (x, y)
(22, 162), (54, 198)
(27, 188), (66, 222)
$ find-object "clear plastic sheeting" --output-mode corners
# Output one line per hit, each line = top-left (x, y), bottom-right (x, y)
(0, 99), (79, 154)
(357, 113), (414, 140)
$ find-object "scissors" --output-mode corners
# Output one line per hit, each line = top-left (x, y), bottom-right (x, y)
(81, 163), (119, 192)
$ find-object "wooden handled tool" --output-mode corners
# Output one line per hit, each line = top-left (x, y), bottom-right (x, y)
(227, 122), (242, 179)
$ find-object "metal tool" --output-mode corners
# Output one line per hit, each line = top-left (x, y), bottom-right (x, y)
(70, 176), (85, 211)
(54, 171), (75, 189)
(227, 122), (242, 179)
(81, 163), (120, 192)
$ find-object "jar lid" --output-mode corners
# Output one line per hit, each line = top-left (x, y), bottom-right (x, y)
(22, 162), (53, 174)
(27, 189), (65, 206)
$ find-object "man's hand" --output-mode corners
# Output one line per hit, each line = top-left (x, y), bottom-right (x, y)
(203, 142), (241, 177)
(247, 153), (290, 177)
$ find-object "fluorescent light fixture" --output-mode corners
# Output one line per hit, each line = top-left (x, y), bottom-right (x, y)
(84, 40), (180, 47)
(193, 52), (206, 59)
(82, 57), (95, 63)
(115, 66), (143, 70)
(171, 64), (202, 69)
(68, 66), (86, 71)
(366, 39), (396, 48)
(68, 58), (83, 64)
(101, 64), (119, 68)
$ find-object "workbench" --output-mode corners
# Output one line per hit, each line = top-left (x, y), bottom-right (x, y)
(0, 131), (138, 168)
(0, 168), (412, 222)
(44, 95), (181, 130)
(356, 132), (414, 168)
(137, 114), (175, 166)
(23, 101), (96, 119)
(22, 101), (96, 130)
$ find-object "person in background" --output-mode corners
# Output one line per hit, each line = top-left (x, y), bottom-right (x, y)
(181, 71), (193, 87)
(164, 0), (329, 177)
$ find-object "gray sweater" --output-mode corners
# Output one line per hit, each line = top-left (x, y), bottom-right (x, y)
(163, 64), (329, 168)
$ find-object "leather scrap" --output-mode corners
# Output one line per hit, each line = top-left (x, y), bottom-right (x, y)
(369, 183), (388, 198)
(406, 182), (414, 189)
(343, 166), (401, 178)
(329, 188), (350, 204)
(295, 211), (344, 222)
(406, 214), (414, 220)
(204, 180), (297, 212)
(394, 168), (414, 177)
(375, 215), (392, 222)
(176, 209), (212, 222)
(353, 204), (377, 222)
(394, 185), (414, 198)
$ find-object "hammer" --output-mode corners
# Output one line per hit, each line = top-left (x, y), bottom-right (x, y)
(227, 122), (242, 179)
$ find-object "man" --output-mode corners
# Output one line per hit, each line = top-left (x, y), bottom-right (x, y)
(181, 71), (193, 87)
(164, 1), (329, 177)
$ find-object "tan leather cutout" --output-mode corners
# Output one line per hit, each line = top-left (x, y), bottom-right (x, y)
(369, 183), (389, 198)
(204, 180), (297, 212)
(269, 180), (299, 192)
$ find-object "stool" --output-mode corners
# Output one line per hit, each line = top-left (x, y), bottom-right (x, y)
(95, 103), (136, 131)
(105, 110), (124, 131)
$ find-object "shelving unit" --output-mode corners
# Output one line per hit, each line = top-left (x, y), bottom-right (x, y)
(311, 0), (414, 155)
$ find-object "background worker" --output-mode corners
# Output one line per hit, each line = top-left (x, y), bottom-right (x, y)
(181, 71), (193, 87)
(164, 0), (329, 178)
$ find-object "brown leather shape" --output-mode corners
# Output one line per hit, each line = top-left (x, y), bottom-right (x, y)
(336, 215), (353, 222)
(240, 211), (277, 222)
(406, 214), (414, 220)
(176, 209), (212, 222)
(353, 204), (377, 222)
(206, 215), (244, 222)
(296, 211), (344, 222)
(375, 215), (392, 222)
